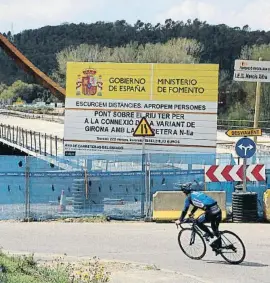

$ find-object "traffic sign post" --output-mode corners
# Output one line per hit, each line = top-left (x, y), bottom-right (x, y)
(233, 58), (267, 144)
(133, 117), (155, 177)
(254, 58), (263, 144)
(133, 117), (155, 220)
(243, 158), (247, 193)
(235, 137), (257, 192)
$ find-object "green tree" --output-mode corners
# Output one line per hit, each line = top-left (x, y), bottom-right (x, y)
(52, 44), (112, 87)
(53, 38), (202, 84)
(0, 80), (55, 104)
(136, 38), (202, 63)
(0, 83), (7, 93)
(218, 70), (247, 117)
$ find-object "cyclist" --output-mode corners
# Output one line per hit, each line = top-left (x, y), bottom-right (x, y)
(175, 182), (222, 249)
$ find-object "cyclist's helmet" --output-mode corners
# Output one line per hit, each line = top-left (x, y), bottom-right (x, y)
(181, 182), (192, 194)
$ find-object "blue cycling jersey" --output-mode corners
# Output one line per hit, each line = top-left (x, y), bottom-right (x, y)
(183, 192), (217, 211)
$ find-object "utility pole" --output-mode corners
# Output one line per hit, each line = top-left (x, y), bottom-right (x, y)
(253, 57), (263, 144)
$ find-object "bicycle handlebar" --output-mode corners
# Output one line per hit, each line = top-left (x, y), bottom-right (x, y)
(176, 222), (188, 230)
(176, 217), (196, 229)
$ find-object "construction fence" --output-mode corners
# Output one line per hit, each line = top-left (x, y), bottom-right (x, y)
(0, 153), (268, 221)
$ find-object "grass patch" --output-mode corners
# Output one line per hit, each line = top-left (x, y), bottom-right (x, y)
(19, 215), (110, 223)
(144, 264), (160, 271)
(0, 252), (110, 283)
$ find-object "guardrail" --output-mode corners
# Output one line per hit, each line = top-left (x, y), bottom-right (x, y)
(0, 109), (64, 124)
(0, 123), (63, 156)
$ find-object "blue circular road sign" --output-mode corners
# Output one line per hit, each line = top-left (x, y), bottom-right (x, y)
(235, 137), (256, 158)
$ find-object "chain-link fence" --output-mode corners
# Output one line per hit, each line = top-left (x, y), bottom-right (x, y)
(0, 155), (146, 220)
(0, 153), (268, 221)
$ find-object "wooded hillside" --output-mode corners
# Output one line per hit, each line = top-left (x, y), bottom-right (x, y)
(1, 19), (270, 120)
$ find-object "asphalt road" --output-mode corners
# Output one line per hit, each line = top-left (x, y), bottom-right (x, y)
(0, 222), (269, 283)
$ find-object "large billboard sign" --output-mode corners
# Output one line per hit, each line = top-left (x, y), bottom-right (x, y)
(63, 63), (219, 156)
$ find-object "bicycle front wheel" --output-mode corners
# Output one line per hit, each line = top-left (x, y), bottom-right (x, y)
(178, 228), (206, 260)
(219, 230), (246, 264)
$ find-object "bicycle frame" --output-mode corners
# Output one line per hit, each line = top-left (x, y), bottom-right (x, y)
(178, 218), (211, 235)
(177, 217), (220, 245)
(178, 219), (236, 250)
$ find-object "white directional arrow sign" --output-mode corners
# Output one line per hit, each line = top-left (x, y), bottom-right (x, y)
(235, 137), (256, 159)
(238, 143), (254, 156)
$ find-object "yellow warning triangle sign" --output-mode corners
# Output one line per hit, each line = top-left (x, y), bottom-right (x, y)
(133, 117), (155, 137)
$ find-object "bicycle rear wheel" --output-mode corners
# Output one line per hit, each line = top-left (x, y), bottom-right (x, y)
(178, 228), (206, 260)
(219, 230), (246, 264)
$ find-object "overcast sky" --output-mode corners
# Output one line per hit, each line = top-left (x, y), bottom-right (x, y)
(0, 0), (270, 34)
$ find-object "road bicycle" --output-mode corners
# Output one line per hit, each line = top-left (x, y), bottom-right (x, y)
(176, 217), (246, 265)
